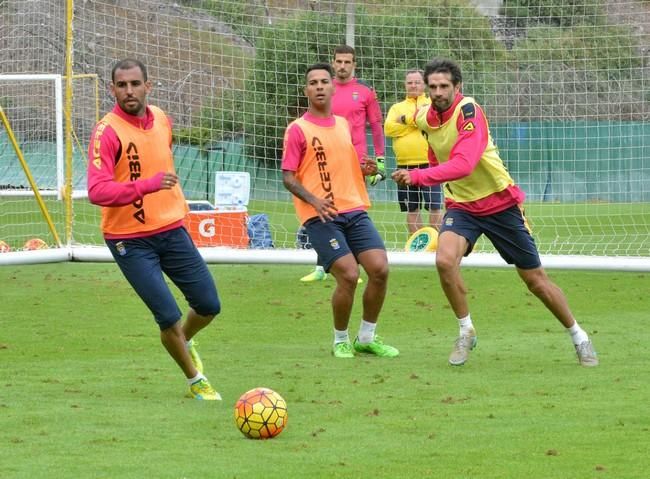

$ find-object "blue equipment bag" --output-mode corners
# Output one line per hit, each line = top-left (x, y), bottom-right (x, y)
(247, 214), (274, 249)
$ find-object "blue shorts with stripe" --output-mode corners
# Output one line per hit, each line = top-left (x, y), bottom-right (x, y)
(106, 226), (221, 330)
(304, 211), (385, 272)
(439, 205), (541, 269)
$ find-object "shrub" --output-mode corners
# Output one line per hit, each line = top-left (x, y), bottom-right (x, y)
(501, 0), (605, 27)
(239, 1), (507, 164)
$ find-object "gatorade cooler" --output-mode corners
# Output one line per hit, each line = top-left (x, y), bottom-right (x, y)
(184, 172), (250, 248)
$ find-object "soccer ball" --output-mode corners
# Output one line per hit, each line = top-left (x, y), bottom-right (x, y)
(0, 240), (11, 253)
(234, 387), (288, 439)
(23, 238), (48, 250)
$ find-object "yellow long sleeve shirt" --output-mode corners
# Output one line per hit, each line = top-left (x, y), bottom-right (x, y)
(384, 94), (431, 166)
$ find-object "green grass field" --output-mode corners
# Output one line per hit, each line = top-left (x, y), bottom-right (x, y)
(1, 263), (648, 478)
(1, 197), (649, 256)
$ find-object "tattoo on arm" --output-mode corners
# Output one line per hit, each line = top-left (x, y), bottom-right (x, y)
(283, 172), (315, 205)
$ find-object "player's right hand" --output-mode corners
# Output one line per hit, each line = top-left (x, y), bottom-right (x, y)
(391, 169), (411, 186)
(313, 197), (338, 223)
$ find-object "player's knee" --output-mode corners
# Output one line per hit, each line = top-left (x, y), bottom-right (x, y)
(336, 268), (360, 287)
(525, 276), (552, 299)
(157, 314), (182, 331)
(195, 297), (221, 318)
(435, 250), (456, 273)
(366, 261), (388, 282)
(519, 268), (551, 298)
(206, 300), (221, 317)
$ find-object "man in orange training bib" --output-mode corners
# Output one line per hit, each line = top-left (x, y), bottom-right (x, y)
(282, 63), (398, 359)
(87, 59), (222, 399)
(299, 45), (385, 282)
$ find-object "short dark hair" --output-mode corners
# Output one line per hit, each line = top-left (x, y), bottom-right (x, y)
(111, 58), (148, 83)
(333, 45), (355, 60)
(423, 59), (462, 86)
(305, 62), (334, 81)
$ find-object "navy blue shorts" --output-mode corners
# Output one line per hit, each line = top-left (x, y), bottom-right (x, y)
(439, 205), (541, 269)
(106, 227), (221, 330)
(304, 211), (385, 272)
(397, 165), (443, 213)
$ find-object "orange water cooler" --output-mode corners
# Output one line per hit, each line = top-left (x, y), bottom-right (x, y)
(184, 172), (250, 248)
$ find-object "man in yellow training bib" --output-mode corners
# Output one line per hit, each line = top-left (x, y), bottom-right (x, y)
(392, 58), (598, 367)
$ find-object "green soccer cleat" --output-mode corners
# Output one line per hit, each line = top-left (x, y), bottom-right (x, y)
(300, 268), (328, 282)
(353, 336), (399, 357)
(187, 339), (204, 374)
(448, 329), (477, 366)
(188, 378), (222, 400)
(332, 341), (355, 358)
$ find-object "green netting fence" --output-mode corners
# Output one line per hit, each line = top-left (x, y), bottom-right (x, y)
(1, 121), (649, 203)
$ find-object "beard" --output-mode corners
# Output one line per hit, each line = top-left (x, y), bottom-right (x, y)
(433, 98), (452, 112)
(119, 98), (144, 115)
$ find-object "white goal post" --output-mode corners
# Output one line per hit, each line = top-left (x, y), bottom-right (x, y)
(0, 74), (69, 199)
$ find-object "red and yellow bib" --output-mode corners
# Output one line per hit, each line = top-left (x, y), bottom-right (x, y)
(416, 97), (514, 202)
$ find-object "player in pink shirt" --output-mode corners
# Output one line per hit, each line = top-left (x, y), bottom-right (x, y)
(87, 59), (223, 400)
(300, 45), (386, 282)
(392, 58), (598, 367)
(331, 45), (385, 168)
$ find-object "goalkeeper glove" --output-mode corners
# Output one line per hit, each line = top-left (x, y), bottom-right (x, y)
(368, 156), (386, 186)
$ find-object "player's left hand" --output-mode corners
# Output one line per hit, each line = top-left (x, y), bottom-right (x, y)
(391, 169), (411, 186)
(159, 172), (179, 190)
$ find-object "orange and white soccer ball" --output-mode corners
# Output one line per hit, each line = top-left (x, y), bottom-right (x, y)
(0, 240), (11, 253)
(234, 387), (288, 439)
(23, 238), (48, 250)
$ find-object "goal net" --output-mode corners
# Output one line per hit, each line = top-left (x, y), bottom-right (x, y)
(0, 74), (64, 198)
(0, 0), (648, 268)
(0, 72), (98, 251)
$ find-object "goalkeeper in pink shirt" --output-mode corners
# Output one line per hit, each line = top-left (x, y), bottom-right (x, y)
(300, 45), (386, 282)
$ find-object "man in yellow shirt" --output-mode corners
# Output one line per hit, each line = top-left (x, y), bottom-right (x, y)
(385, 70), (443, 234)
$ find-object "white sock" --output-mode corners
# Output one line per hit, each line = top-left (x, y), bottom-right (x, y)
(334, 328), (350, 345)
(567, 321), (588, 346)
(315, 265), (325, 273)
(458, 314), (474, 336)
(187, 372), (205, 385)
(357, 320), (377, 344)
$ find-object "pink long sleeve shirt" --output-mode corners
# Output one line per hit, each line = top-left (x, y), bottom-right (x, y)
(332, 78), (385, 161)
